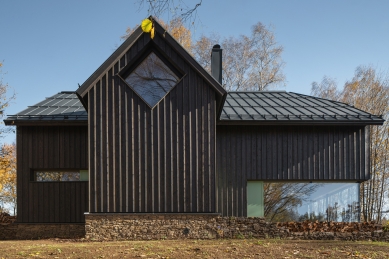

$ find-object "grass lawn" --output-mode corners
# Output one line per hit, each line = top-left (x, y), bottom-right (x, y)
(0, 239), (389, 258)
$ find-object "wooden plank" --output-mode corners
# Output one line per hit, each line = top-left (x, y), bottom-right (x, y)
(328, 126), (334, 180)
(177, 78), (184, 212)
(70, 183), (76, 222)
(125, 86), (132, 212)
(210, 90), (216, 212)
(139, 101), (146, 212)
(95, 81), (101, 212)
(89, 88), (96, 212)
(190, 70), (197, 212)
(323, 127), (329, 180)
(54, 182), (60, 222)
(80, 181), (87, 221)
(158, 100), (165, 212)
(171, 85), (178, 212)
(146, 104), (152, 211)
(332, 127), (338, 180)
(101, 74), (108, 212)
(183, 66), (190, 212)
(107, 68), (114, 212)
(133, 91), (140, 212)
(75, 181), (81, 222)
(120, 83), (127, 211)
(361, 126), (371, 179)
(152, 104), (159, 211)
(113, 62), (121, 212)
(350, 127), (355, 179)
(355, 128), (361, 179)
(165, 93), (172, 212)
(203, 82), (210, 212)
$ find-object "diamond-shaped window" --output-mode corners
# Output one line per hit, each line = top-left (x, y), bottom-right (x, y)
(125, 52), (179, 108)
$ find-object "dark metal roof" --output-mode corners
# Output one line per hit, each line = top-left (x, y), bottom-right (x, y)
(5, 90), (384, 126)
(4, 91), (87, 125)
(219, 91), (385, 125)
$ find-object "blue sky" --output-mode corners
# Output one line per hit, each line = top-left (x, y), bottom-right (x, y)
(1, 0), (389, 144)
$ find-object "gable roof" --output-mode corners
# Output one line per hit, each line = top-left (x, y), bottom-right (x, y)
(6, 91), (384, 126)
(76, 17), (227, 115)
(4, 91), (87, 126)
(219, 91), (384, 125)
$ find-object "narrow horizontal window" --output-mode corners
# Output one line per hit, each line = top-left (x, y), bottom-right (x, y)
(261, 182), (360, 222)
(33, 170), (88, 182)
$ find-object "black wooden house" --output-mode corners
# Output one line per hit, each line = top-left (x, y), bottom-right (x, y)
(5, 20), (384, 223)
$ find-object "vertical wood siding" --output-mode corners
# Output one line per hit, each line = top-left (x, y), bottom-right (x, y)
(17, 126), (88, 223)
(88, 33), (217, 213)
(216, 125), (369, 217)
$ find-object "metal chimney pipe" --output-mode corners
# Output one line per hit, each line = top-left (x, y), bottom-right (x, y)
(211, 44), (222, 85)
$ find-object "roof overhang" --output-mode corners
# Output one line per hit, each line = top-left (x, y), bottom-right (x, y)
(4, 119), (88, 126)
(217, 120), (385, 126)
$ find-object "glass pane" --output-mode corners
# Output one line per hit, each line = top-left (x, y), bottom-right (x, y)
(247, 181), (264, 217)
(80, 170), (89, 181)
(35, 171), (80, 181)
(264, 183), (360, 222)
(125, 52), (179, 107)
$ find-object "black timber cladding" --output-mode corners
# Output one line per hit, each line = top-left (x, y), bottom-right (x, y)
(16, 126), (88, 223)
(220, 91), (384, 125)
(4, 92), (87, 125)
(76, 18), (226, 117)
(216, 125), (369, 217)
(84, 22), (217, 213)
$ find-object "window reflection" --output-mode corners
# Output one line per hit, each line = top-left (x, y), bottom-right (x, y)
(125, 52), (179, 108)
(264, 183), (360, 222)
(34, 171), (81, 181)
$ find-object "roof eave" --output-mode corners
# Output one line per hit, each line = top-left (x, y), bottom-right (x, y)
(4, 119), (88, 126)
(216, 120), (385, 126)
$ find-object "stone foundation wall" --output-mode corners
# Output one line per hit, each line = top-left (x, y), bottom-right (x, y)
(85, 213), (283, 240)
(1, 214), (389, 241)
(0, 223), (85, 240)
(84, 213), (389, 241)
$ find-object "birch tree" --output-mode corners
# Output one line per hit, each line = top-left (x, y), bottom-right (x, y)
(192, 22), (285, 91)
(311, 66), (389, 222)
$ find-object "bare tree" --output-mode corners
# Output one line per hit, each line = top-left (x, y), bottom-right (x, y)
(137, 0), (202, 24)
(0, 62), (16, 138)
(311, 76), (341, 101)
(122, 18), (192, 52)
(192, 22), (285, 91)
(264, 183), (319, 222)
(311, 66), (389, 222)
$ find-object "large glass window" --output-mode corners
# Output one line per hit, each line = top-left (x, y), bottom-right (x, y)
(262, 183), (360, 222)
(125, 52), (179, 108)
(33, 170), (89, 182)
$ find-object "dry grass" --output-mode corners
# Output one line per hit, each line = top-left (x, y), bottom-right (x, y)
(0, 239), (389, 258)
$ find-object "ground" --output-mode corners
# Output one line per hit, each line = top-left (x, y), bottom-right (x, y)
(0, 239), (389, 258)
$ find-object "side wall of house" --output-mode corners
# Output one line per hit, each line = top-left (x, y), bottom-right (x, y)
(16, 126), (88, 223)
(216, 125), (369, 217)
(87, 33), (217, 213)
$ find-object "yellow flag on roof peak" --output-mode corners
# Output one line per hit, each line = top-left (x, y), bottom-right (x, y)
(141, 18), (153, 33)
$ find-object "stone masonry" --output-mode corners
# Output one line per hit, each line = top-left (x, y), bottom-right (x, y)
(2, 214), (389, 241)
(84, 213), (389, 241)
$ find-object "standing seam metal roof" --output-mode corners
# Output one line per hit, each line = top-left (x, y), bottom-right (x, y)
(5, 92), (87, 122)
(5, 91), (384, 125)
(220, 91), (384, 124)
